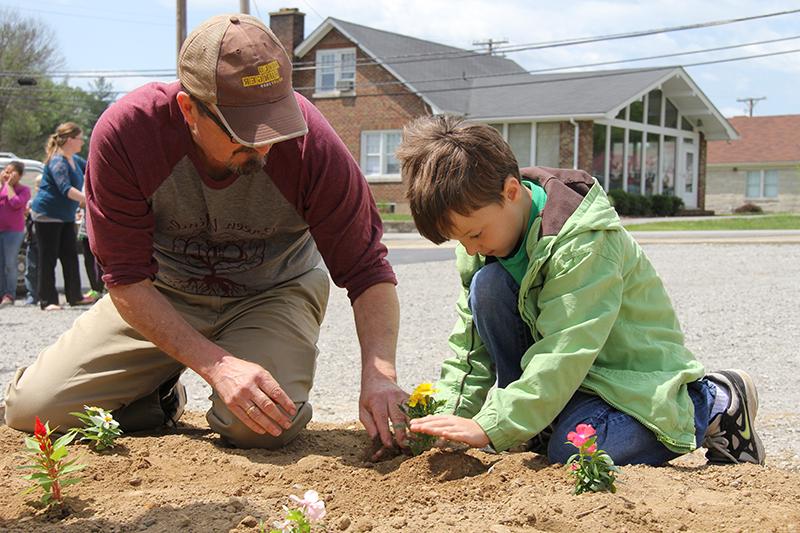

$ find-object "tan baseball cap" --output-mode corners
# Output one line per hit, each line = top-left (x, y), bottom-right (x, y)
(178, 14), (307, 147)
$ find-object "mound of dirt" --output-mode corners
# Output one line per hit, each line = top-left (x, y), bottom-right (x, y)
(1, 412), (799, 532)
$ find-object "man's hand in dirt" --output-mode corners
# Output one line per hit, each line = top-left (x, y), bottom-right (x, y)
(207, 355), (297, 436)
(359, 372), (408, 456)
(408, 414), (491, 448)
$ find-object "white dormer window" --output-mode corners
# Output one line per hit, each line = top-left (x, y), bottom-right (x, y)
(315, 48), (356, 95)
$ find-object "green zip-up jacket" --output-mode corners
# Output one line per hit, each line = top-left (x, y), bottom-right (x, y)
(436, 166), (705, 453)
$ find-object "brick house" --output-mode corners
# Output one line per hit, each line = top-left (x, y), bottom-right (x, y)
(269, 8), (737, 213)
(706, 115), (800, 213)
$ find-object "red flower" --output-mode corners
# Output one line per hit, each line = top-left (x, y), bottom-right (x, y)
(34, 416), (47, 439)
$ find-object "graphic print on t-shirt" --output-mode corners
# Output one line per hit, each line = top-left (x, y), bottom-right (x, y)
(149, 158), (320, 296)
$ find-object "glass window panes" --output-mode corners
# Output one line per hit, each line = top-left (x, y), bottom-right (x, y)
(341, 52), (356, 80)
(661, 136), (676, 195)
(385, 133), (401, 175)
(609, 126), (624, 190)
(629, 98), (644, 123)
(647, 90), (662, 126)
(365, 133), (380, 155)
(746, 171), (761, 198)
(664, 98), (678, 129)
(627, 130), (643, 193)
(316, 48), (356, 92)
(645, 133), (659, 195)
(681, 117), (694, 131)
(508, 123), (532, 166)
(764, 170), (779, 197)
(487, 123), (503, 134)
(361, 131), (402, 176)
(615, 108), (626, 120)
(535, 122), (560, 168)
(684, 151), (694, 193)
(592, 124), (607, 181)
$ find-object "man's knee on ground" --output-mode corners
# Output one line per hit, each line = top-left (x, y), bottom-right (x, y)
(209, 401), (313, 449)
(4, 370), (70, 432)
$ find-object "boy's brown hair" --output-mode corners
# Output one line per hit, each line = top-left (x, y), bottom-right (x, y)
(396, 115), (520, 244)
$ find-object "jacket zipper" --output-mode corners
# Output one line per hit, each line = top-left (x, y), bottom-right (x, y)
(452, 318), (477, 414)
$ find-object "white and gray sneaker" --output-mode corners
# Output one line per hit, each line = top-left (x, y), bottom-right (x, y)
(702, 370), (765, 465)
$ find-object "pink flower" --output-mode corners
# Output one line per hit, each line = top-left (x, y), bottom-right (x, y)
(289, 490), (326, 522)
(586, 443), (597, 454)
(567, 423), (596, 448)
(571, 463), (579, 471)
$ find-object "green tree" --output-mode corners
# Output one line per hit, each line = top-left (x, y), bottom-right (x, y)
(0, 8), (115, 160)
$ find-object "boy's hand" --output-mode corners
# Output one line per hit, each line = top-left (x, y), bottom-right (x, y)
(408, 414), (490, 448)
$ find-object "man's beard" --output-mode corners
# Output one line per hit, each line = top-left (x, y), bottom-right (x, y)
(226, 151), (266, 176)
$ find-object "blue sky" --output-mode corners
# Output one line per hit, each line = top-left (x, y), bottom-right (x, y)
(4, 0), (800, 117)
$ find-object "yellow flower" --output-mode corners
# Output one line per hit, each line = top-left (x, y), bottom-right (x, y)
(408, 383), (438, 408)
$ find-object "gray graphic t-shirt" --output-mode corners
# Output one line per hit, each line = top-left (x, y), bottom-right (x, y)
(150, 157), (320, 296)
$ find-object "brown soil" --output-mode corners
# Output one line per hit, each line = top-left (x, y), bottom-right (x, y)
(2, 412), (799, 533)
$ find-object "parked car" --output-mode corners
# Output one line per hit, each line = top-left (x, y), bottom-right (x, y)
(0, 155), (45, 297)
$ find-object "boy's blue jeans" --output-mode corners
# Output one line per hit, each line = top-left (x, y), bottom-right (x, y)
(469, 262), (714, 465)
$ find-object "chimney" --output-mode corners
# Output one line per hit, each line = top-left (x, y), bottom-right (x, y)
(269, 7), (306, 61)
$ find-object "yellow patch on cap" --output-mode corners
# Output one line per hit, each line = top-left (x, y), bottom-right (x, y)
(241, 60), (282, 88)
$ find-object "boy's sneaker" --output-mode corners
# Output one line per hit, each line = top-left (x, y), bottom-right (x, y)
(702, 370), (765, 465)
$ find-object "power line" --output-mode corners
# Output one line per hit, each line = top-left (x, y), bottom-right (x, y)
(290, 48), (800, 101)
(290, 7), (800, 69)
(3, 7), (798, 78)
(5, 33), (796, 96)
(299, 0), (324, 21)
(6, 46), (797, 103)
(290, 34), (800, 92)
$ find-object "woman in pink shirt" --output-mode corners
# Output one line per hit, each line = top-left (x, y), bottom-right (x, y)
(0, 161), (31, 306)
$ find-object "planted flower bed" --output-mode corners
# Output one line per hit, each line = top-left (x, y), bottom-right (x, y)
(1, 411), (799, 532)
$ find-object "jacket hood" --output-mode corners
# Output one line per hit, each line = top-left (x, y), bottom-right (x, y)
(521, 166), (622, 239)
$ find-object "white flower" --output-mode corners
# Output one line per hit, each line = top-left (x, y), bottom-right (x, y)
(289, 490), (326, 522)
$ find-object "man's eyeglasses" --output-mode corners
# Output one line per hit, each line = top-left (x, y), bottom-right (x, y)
(193, 98), (237, 144)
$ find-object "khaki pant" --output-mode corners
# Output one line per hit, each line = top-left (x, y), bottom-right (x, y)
(4, 268), (329, 449)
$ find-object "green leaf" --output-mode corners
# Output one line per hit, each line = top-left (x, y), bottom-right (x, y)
(19, 485), (41, 496)
(53, 431), (78, 449)
(50, 446), (69, 462)
(59, 462), (87, 475)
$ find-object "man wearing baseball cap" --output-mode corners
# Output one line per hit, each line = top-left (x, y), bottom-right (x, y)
(5, 14), (407, 453)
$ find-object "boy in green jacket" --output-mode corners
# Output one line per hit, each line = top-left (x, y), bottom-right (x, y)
(398, 115), (764, 465)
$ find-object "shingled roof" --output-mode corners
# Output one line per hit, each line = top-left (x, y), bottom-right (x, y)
(296, 17), (736, 140)
(707, 115), (800, 164)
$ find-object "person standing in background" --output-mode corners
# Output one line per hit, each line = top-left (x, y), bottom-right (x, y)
(0, 161), (31, 306)
(29, 122), (93, 310)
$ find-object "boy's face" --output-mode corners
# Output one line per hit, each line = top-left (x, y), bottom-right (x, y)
(446, 177), (529, 258)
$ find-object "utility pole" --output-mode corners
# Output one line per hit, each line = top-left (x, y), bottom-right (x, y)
(177, 0), (187, 66)
(240, 0), (250, 14)
(473, 38), (508, 55)
(736, 96), (767, 117)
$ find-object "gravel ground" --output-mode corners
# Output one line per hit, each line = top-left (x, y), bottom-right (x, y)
(1, 243), (798, 469)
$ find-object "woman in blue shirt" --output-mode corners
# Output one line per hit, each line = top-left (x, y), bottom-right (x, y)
(30, 122), (92, 310)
